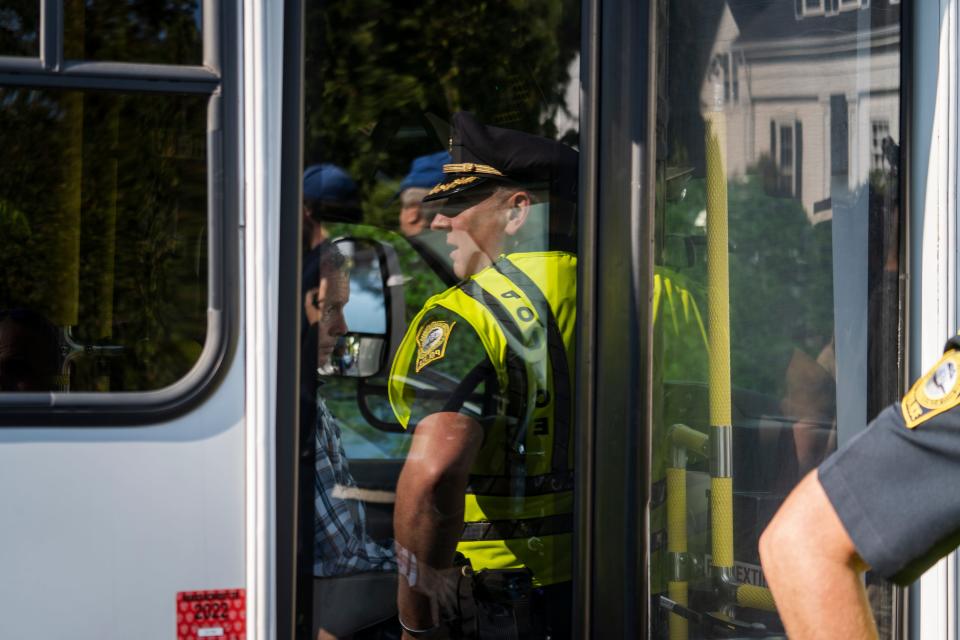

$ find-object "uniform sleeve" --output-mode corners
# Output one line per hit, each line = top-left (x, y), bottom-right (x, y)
(818, 402), (960, 585)
(396, 307), (498, 428)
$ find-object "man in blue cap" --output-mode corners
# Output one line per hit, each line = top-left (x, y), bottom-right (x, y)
(397, 151), (450, 238)
(302, 164), (361, 342)
(298, 166), (397, 639)
(302, 163), (362, 250)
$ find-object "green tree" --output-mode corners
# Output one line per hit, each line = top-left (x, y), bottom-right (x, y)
(305, 0), (580, 229)
(0, 1), (39, 56)
(661, 169), (835, 399)
(0, 1), (208, 392)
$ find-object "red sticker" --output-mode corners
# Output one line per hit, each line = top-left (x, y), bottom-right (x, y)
(176, 589), (246, 640)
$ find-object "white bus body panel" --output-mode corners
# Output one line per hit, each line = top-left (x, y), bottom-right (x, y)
(0, 361), (246, 639)
(0, 0), (295, 637)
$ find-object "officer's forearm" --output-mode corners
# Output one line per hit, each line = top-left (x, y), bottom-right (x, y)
(759, 471), (877, 640)
(394, 412), (483, 629)
(394, 461), (467, 627)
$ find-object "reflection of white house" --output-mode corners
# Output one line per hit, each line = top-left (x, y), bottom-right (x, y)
(703, 0), (900, 224)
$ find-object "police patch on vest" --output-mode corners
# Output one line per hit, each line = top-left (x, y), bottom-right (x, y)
(415, 320), (456, 372)
(901, 349), (960, 428)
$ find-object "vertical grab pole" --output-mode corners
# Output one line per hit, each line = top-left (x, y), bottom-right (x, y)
(666, 461), (689, 640)
(704, 66), (735, 589)
(704, 63), (777, 615)
(666, 424), (708, 640)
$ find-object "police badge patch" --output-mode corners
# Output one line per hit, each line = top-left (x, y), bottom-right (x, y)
(415, 320), (456, 372)
(901, 349), (960, 428)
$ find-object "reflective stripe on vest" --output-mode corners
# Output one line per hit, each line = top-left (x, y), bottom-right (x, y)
(466, 469), (574, 496)
(461, 513), (574, 542)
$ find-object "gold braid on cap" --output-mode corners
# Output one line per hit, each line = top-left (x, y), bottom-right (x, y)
(426, 175), (480, 197)
(442, 163), (504, 177)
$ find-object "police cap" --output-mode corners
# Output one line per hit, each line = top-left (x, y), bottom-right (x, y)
(422, 112), (578, 205)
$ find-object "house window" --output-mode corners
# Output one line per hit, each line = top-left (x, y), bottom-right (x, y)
(799, 0), (866, 17)
(780, 126), (794, 193)
(872, 120), (892, 171)
(800, 0), (825, 16)
(713, 52), (743, 105)
(831, 95), (849, 177)
(731, 52), (741, 103)
(836, 0), (867, 12)
(716, 53), (731, 103)
(770, 120), (804, 198)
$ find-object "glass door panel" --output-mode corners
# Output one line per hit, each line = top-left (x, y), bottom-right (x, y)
(650, 0), (902, 637)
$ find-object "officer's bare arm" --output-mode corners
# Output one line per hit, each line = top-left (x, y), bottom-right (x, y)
(759, 471), (877, 640)
(394, 411), (484, 631)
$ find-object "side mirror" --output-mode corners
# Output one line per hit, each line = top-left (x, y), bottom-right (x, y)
(326, 334), (386, 377)
(316, 237), (404, 379)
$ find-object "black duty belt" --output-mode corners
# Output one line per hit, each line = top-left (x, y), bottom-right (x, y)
(461, 513), (573, 542)
(466, 470), (574, 496)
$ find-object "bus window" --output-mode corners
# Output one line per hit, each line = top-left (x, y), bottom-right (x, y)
(300, 1), (581, 637)
(0, 87), (208, 392)
(650, 0), (902, 638)
(62, 1), (202, 66)
(0, 2), (38, 57)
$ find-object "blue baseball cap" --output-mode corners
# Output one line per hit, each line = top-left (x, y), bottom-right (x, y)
(398, 151), (451, 194)
(303, 163), (358, 204)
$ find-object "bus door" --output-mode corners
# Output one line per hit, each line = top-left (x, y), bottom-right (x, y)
(284, 1), (585, 637)
(648, 0), (904, 638)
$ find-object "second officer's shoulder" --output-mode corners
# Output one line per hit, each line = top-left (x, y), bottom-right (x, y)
(900, 335), (960, 429)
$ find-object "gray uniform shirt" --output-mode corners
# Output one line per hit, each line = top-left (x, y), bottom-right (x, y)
(819, 337), (960, 585)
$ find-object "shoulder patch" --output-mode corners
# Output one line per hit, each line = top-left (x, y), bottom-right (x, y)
(415, 320), (456, 372)
(901, 349), (960, 428)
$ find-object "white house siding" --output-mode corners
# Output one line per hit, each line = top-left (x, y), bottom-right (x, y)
(702, 4), (899, 225)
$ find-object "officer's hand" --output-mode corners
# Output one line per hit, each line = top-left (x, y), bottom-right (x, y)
(396, 543), (462, 616)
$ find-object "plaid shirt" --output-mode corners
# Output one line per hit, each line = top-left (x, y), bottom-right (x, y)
(314, 394), (396, 576)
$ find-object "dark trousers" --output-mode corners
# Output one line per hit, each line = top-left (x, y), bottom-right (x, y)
(313, 572), (398, 638)
(531, 582), (572, 640)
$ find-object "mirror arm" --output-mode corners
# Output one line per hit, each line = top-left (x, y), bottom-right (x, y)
(356, 377), (406, 433)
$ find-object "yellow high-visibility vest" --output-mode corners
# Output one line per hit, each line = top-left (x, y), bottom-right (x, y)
(389, 251), (577, 586)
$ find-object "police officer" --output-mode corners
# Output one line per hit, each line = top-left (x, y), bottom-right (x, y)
(389, 112), (577, 639)
(760, 336), (960, 638)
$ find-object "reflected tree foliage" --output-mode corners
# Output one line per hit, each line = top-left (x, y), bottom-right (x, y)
(0, 2), (209, 392)
(306, 0), (582, 458)
(662, 167), (834, 400)
(64, 0), (202, 65)
(0, 0), (38, 56)
(0, 87), (208, 392)
(305, 0), (580, 229)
